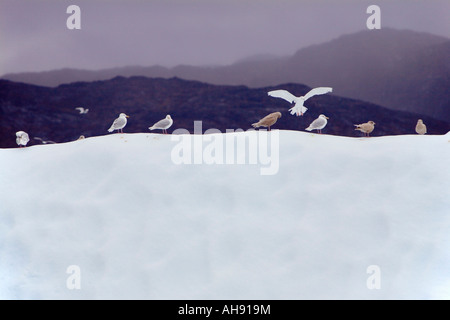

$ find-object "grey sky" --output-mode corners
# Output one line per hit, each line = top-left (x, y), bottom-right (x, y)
(0, 0), (449, 75)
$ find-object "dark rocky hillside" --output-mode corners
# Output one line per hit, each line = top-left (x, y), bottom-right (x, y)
(1, 76), (448, 148)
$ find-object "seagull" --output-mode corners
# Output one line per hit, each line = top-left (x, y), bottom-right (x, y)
(108, 113), (130, 133)
(306, 114), (329, 134)
(16, 131), (30, 147)
(354, 121), (375, 137)
(268, 87), (333, 116)
(149, 115), (173, 134)
(252, 112), (282, 131)
(34, 137), (56, 144)
(415, 119), (427, 135)
(75, 107), (89, 114)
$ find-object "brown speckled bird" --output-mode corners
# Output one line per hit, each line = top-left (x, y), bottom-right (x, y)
(415, 119), (427, 135)
(252, 112), (282, 131)
(354, 121), (375, 137)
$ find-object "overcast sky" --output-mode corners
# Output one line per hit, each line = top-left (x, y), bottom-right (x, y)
(0, 0), (449, 75)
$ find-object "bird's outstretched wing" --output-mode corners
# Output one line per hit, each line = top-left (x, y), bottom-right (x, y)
(303, 87), (333, 101)
(268, 90), (298, 104)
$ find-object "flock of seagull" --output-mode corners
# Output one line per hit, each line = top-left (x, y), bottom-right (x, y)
(107, 113), (174, 135)
(14, 87), (428, 148)
(255, 88), (425, 137)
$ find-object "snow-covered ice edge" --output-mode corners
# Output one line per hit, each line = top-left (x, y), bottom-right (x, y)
(0, 131), (449, 299)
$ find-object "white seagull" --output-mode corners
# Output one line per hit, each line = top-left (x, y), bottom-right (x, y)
(34, 137), (56, 144)
(306, 114), (329, 134)
(16, 131), (30, 147)
(108, 113), (130, 133)
(149, 115), (173, 134)
(268, 87), (333, 116)
(75, 107), (89, 114)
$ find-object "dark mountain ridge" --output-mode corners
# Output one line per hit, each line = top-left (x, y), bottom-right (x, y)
(1, 76), (448, 149)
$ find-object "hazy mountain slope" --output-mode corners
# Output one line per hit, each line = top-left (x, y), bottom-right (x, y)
(1, 76), (448, 149)
(0, 66), (172, 88)
(2, 29), (448, 121)
(281, 29), (450, 120)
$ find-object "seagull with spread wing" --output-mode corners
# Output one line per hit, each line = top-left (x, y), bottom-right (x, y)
(34, 137), (56, 144)
(268, 87), (333, 116)
(75, 107), (89, 114)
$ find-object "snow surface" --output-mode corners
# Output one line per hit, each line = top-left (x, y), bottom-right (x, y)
(0, 130), (449, 299)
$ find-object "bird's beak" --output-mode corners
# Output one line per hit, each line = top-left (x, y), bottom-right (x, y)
(325, 116), (329, 119)
(126, 115), (130, 118)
